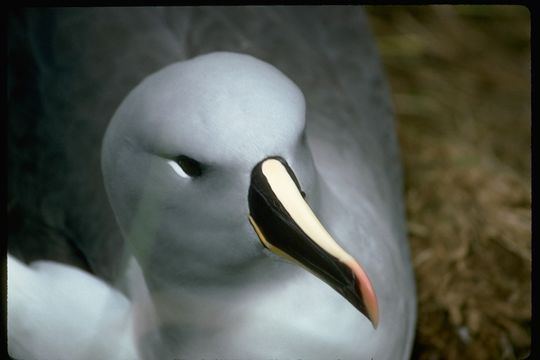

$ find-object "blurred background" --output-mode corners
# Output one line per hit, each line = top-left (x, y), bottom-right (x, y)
(365, 6), (531, 360)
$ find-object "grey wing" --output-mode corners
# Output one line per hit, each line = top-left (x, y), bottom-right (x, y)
(9, 7), (186, 282)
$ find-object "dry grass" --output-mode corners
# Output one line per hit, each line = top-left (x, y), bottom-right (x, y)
(366, 6), (531, 360)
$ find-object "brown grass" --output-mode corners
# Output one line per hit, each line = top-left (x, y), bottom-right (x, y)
(366, 5), (531, 360)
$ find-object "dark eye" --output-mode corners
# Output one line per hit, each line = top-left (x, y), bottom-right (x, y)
(173, 155), (203, 178)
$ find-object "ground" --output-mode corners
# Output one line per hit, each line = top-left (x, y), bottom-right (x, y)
(366, 6), (531, 360)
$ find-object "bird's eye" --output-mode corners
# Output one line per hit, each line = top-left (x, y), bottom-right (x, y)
(168, 155), (203, 178)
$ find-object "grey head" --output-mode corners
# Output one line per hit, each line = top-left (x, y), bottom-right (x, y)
(102, 52), (378, 326)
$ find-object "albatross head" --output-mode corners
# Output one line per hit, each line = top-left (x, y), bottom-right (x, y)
(102, 52), (378, 328)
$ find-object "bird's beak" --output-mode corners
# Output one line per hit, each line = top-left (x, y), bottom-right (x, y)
(248, 157), (379, 328)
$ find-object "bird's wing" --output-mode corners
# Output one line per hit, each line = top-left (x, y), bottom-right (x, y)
(7, 254), (138, 360)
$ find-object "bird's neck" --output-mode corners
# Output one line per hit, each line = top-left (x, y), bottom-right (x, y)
(129, 251), (370, 360)
(128, 253), (312, 358)
(126, 177), (354, 358)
